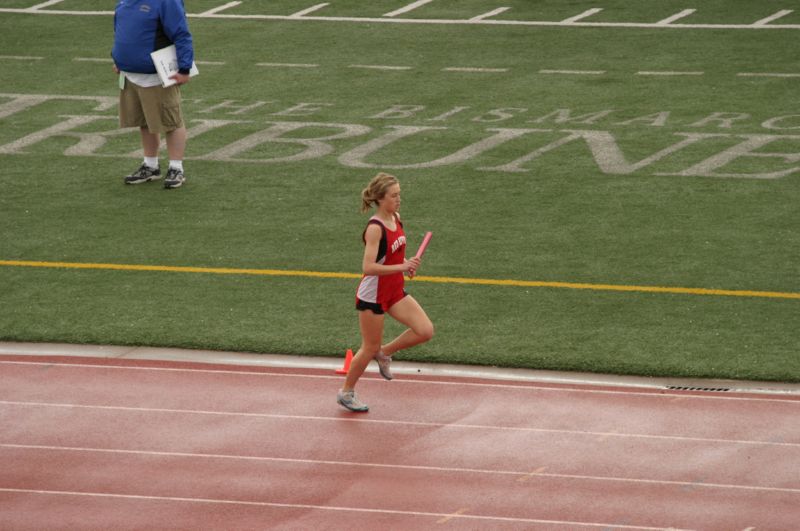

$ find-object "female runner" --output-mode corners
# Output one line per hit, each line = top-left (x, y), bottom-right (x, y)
(337, 173), (434, 412)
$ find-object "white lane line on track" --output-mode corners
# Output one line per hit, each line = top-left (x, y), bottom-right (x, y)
(2, 400), (798, 448)
(656, 9), (696, 25)
(3, 443), (798, 495)
(0, 487), (694, 529)
(383, 0), (435, 18)
(2, 360), (797, 403)
(437, 508), (469, 524)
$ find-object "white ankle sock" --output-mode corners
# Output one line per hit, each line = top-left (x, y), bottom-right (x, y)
(169, 160), (184, 172)
(144, 156), (159, 169)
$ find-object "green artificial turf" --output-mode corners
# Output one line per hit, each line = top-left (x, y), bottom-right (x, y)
(1, 1), (798, 381)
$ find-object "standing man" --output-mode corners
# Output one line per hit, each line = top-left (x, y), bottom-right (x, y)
(112, 0), (194, 189)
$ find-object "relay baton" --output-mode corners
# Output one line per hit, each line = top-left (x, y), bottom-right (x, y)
(414, 231), (433, 259)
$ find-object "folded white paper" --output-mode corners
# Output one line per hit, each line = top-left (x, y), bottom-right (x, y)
(150, 45), (199, 87)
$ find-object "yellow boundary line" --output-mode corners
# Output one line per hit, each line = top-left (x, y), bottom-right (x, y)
(1, 260), (798, 300)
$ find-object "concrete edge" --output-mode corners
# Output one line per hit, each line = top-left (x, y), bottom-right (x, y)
(1, 341), (799, 395)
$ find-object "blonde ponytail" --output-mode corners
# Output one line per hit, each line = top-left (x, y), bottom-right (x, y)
(360, 172), (399, 213)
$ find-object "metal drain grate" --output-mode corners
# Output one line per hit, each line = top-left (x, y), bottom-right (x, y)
(666, 386), (731, 392)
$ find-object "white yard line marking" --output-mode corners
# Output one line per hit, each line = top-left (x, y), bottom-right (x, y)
(4, 444), (799, 494)
(196, 61), (225, 65)
(28, 0), (64, 10)
(752, 10), (793, 26)
(384, 0), (435, 18)
(256, 62), (319, 68)
(2, 360), (797, 403)
(1, 7), (800, 30)
(0, 8), (113, 15)
(469, 7), (510, 21)
(561, 8), (603, 24)
(738, 72), (800, 78)
(0, 55), (43, 60)
(0, 487), (695, 529)
(656, 9), (696, 25)
(636, 71), (704, 76)
(73, 57), (113, 63)
(443, 67), (508, 73)
(539, 69), (605, 75)
(198, 1), (241, 16)
(2, 400), (799, 447)
(349, 64), (413, 70)
(290, 3), (329, 18)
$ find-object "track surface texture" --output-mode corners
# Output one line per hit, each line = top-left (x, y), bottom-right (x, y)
(1, 353), (799, 530)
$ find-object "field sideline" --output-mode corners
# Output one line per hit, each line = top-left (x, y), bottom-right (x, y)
(2, 260), (799, 300)
(1, 0), (798, 382)
(4, 1), (800, 30)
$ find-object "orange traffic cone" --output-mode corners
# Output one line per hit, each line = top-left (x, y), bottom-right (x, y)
(335, 349), (353, 375)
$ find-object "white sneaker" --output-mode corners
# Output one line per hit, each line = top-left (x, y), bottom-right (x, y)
(337, 389), (369, 412)
(375, 351), (393, 381)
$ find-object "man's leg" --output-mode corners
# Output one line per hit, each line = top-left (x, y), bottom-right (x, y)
(140, 126), (161, 158)
(163, 126), (187, 188)
(165, 126), (186, 160)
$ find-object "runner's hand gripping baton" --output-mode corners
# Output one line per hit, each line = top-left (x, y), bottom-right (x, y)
(408, 232), (431, 279)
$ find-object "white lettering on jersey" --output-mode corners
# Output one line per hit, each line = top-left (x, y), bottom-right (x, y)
(391, 236), (406, 254)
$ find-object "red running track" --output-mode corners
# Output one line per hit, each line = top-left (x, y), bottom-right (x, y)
(1, 353), (799, 530)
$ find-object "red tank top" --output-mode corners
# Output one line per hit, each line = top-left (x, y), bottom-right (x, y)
(356, 215), (407, 305)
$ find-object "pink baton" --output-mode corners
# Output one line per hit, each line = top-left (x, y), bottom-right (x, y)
(414, 231), (433, 259)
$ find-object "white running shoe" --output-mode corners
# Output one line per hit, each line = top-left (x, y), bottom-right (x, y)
(337, 389), (369, 412)
(375, 351), (393, 380)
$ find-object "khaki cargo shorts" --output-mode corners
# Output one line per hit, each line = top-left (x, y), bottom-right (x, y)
(119, 78), (184, 134)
